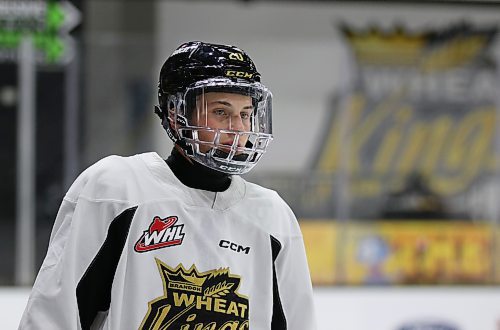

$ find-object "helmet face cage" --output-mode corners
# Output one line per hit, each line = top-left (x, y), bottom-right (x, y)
(166, 78), (273, 174)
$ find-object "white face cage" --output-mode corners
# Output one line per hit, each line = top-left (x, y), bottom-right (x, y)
(166, 78), (273, 174)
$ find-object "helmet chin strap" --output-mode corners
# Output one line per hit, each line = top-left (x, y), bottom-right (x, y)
(174, 145), (194, 164)
(154, 105), (163, 120)
(156, 105), (195, 158)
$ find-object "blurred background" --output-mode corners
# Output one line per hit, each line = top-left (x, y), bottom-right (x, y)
(1, 0), (500, 329)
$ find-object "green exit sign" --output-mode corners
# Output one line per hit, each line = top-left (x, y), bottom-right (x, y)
(0, 0), (81, 64)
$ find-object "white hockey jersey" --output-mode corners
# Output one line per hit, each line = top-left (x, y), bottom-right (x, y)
(19, 152), (317, 330)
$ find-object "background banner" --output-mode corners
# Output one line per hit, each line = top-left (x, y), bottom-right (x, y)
(310, 23), (499, 220)
(301, 221), (499, 285)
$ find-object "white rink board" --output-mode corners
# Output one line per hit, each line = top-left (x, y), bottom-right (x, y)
(3, 287), (500, 329)
(313, 287), (500, 330)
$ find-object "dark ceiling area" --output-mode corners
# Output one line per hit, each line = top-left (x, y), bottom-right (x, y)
(232, 0), (500, 5)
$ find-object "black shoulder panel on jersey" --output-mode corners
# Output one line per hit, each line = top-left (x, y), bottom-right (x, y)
(76, 206), (138, 330)
(271, 235), (287, 330)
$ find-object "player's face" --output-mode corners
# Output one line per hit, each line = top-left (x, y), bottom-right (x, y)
(193, 92), (253, 153)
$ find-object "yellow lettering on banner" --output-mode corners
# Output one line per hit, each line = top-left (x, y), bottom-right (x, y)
(423, 237), (454, 280)
(349, 98), (393, 173)
(318, 94), (365, 172)
(311, 94), (365, 202)
(461, 237), (487, 278)
(380, 108), (493, 196)
(396, 122), (427, 175)
(314, 93), (496, 198)
(420, 116), (453, 174)
(434, 108), (495, 194)
(373, 106), (412, 174)
(348, 105), (458, 197)
(389, 232), (417, 279)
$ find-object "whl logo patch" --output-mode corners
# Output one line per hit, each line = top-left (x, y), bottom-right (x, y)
(135, 216), (185, 253)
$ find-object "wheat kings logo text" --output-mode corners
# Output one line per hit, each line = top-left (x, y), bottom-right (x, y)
(140, 259), (249, 330)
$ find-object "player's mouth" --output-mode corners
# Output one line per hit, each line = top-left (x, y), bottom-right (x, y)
(220, 140), (245, 148)
(213, 148), (249, 161)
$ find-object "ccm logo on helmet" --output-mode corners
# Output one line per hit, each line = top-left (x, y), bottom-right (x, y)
(219, 165), (239, 172)
(219, 240), (250, 254)
(225, 70), (254, 79)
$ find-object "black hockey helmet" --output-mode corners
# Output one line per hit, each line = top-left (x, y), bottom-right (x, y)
(158, 41), (261, 107)
(155, 41), (273, 175)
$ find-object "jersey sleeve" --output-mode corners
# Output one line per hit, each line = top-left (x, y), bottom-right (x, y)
(19, 158), (135, 330)
(246, 186), (318, 330)
(271, 226), (317, 329)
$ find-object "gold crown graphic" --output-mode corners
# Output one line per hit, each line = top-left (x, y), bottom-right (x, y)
(340, 25), (426, 66)
(340, 24), (493, 70)
(163, 263), (208, 287)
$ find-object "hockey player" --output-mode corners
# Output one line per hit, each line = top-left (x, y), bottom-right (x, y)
(20, 41), (317, 330)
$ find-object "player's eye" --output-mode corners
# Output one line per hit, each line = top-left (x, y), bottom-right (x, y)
(213, 109), (227, 117)
(240, 112), (250, 120)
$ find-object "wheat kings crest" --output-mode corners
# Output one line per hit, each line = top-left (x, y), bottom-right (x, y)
(140, 258), (249, 330)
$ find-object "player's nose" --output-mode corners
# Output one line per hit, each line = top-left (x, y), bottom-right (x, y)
(229, 115), (245, 131)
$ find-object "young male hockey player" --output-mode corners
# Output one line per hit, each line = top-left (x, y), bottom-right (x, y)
(20, 41), (317, 330)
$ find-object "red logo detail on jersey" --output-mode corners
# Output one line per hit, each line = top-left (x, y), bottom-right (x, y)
(134, 216), (185, 252)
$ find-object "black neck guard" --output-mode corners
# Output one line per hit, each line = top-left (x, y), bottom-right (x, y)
(166, 148), (231, 192)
